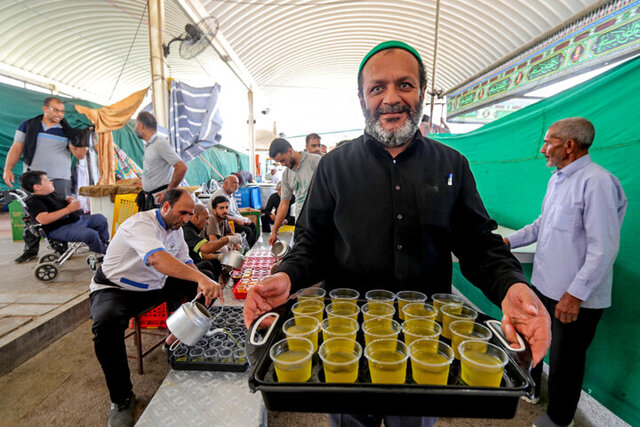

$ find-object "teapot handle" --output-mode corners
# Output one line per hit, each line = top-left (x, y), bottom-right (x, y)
(191, 292), (203, 304)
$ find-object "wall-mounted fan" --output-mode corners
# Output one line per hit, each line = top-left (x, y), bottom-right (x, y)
(163, 16), (219, 59)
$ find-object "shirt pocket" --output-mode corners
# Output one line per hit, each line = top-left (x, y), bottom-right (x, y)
(416, 184), (454, 231)
(552, 206), (582, 232)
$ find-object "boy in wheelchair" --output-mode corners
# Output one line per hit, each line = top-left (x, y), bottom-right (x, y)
(19, 170), (109, 258)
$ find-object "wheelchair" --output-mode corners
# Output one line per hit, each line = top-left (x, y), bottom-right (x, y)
(3, 189), (94, 282)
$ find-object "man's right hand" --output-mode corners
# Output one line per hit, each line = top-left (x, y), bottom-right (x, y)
(227, 234), (242, 245)
(66, 199), (82, 212)
(3, 170), (14, 188)
(197, 275), (224, 306)
(243, 272), (291, 328)
(268, 231), (278, 246)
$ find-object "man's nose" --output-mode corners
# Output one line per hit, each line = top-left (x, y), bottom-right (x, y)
(540, 143), (547, 154)
(382, 86), (402, 105)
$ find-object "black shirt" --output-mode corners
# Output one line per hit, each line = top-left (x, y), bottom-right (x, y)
(182, 221), (207, 263)
(276, 131), (527, 306)
(263, 192), (296, 224)
(26, 193), (79, 233)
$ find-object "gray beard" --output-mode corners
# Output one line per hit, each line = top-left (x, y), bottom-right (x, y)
(364, 102), (423, 148)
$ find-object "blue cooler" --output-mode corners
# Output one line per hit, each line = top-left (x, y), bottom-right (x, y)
(234, 187), (262, 209)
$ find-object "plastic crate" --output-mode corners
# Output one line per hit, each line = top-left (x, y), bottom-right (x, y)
(112, 193), (139, 237)
(129, 302), (168, 329)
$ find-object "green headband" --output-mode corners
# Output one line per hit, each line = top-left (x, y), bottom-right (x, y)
(358, 40), (423, 75)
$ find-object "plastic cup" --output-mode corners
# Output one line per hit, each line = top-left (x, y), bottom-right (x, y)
(296, 287), (326, 305)
(283, 315), (320, 353)
(362, 318), (401, 347)
(189, 347), (205, 362)
(269, 337), (314, 383)
(219, 348), (233, 363)
(440, 303), (478, 339)
(325, 301), (360, 322)
(320, 317), (359, 342)
(319, 338), (362, 383)
(361, 302), (396, 324)
(365, 289), (396, 311)
(365, 339), (409, 384)
(329, 288), (360, 304)
(401, 318), (442, 346)
(459, 340), (508, 387)
(204, 348), (219, 362)
(402, 302), (438, 321)
(396, 291), (427, 321)
(449, 320), (493, 359)
(431, 293), (465, 322)
(409, 339), (454, 385)
(292, 300), (324, 323)
(173, 347), (188, 362)
(234, 348), (247, 364)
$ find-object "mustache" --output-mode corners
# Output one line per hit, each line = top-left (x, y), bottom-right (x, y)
(374, 104), (411, 119)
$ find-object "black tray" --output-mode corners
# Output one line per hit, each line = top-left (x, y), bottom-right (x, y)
(169, 305), (249, 372)
(247, 299), (534, 418)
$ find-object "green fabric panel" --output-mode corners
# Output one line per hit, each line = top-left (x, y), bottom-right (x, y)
(0, 82), (144, 190)
(184, 146), (248, 186)
(437, 56), (640, 425)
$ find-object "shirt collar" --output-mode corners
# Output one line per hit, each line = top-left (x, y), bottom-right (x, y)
(555, 154), (592, 178)
(155, 208), (168, 229)
(147, 133), (159, 146)
(363, 130), (422, 159)
(295, 150), (308, 170)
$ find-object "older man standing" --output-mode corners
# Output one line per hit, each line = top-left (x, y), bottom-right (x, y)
(3, 97), (88, 263)
(245, 41), (552, 427)
(304, 133), (322, 155)
(505, 118), (626, 427)
(134, 112), (188, 210)
(210, 175), (257, 247)
(267, 138), (321, 245)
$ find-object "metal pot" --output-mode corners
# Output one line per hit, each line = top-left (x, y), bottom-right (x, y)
(271, 239), (289, 259)
(166, 293), (213, 346)
(220, 250), (245, 269)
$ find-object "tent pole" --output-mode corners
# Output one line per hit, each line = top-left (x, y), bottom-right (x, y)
(147, 0), (168, 128)
(428, 0), (441, 130)
(248, 89), (256, 175)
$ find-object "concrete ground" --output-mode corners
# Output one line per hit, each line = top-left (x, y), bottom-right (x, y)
(0, 212), (629, 426)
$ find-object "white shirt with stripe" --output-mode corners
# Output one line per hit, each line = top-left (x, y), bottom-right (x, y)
(90, 209), (192, 293)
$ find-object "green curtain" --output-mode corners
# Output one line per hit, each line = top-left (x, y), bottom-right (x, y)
(184, 145), (250, 186)
(434, 56), (640, 425)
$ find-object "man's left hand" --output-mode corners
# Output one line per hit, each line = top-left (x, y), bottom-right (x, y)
(501, 283), (551, 366)
(555, 292), (582, 323)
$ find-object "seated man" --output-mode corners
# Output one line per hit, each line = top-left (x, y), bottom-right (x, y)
(210, 175), (257, 247)
(19, 170), (109, 255)
(182, 203), (242, 278)
(206, 196), (243, 252)
(89, 189), (222, 427)
(261, 182), (295, 233)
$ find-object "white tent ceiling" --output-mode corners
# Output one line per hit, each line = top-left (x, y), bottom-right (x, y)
(0, 0), (602, 147)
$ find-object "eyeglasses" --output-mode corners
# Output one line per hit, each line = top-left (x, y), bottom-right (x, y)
(49, 106), (65, 114)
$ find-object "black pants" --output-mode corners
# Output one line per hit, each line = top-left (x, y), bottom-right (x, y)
(260, 212), (273, 232)
(89, 276), (199, 404)
(531, 289), (604, 425)
(195, 260), (222, 281)
(235, 222), (257, 247)
(22, 178), (71, 256)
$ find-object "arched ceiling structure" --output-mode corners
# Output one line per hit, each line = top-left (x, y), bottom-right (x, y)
(0, 0), (603, 142)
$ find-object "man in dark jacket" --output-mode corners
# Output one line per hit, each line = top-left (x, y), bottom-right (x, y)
(3, 97), (88, 263)
(261, 182), (295, 232)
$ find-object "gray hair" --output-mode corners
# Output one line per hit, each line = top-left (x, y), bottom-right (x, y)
(549, 117), (595, 150)
(136, 111), (157, 131)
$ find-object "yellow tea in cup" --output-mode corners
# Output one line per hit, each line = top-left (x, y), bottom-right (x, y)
(365, 289), (396, 311)
(409, 339), (454, 385)
(396, 291), (427, 321)
(361, 302), (395, 324)
(296, 287), (326, 304)
(431, 293), (465, 322)
(459, 340), (508, 388)
(449, 320), (492, 359)
(362, 318), (400, 347)
(319, 338), (362, 383)
(270, 337), (313, 383)
(329, 288), (360, 304)
(283, 316), (320, 353)
(440, 303), (477, 339)
(292, 300), (324, 323)
(402, 302), (438, 321)
(326, 301), (360, 322)
(401, 318), (442, 345)
(365, 339), (409, 384)
(321, 317), (359, 342)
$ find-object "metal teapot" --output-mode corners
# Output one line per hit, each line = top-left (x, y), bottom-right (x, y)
(166, 293), (214, 347)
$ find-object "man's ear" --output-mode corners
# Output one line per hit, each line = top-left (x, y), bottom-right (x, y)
(565, 138), (577, 153)
(358, 92), (365, 111)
